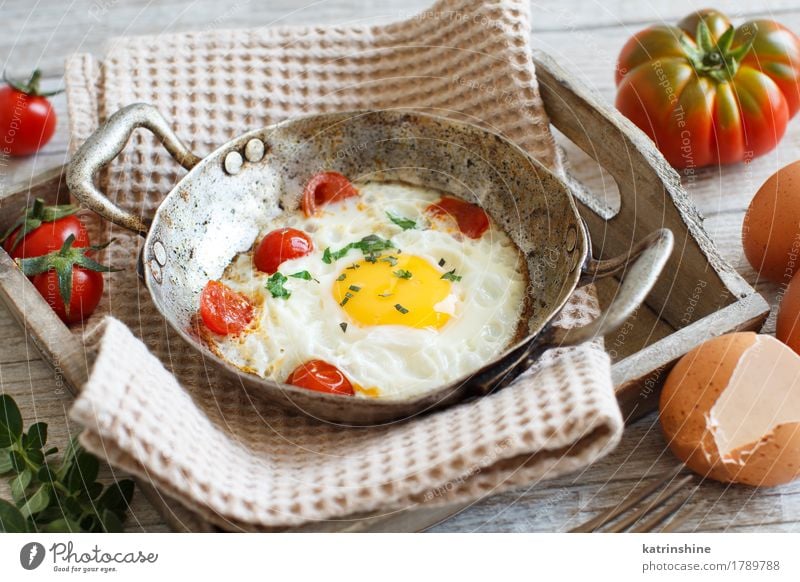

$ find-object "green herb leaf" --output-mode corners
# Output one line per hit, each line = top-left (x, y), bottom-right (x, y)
(394, 269), (412, 279)
(0, 451), (13, 474)
(289, 270), (314, 281)
(336, 273), (347, 281)
(0, 394), (23, 447)
(339, 322), (348, 333)
(348, 285), (361, 292)
(10, 469), (32, 502)
(266, 272), (291, 299)
(26, 422), (47, 450)
(394, 304), (409, 314)
(97, 479), (135, 513)
(99, 509), (124, 533)
(65, 451), (100, 493)
(19, 484), (50, 518)
(43, 517), (80, 533)
(9, 450), (27, 473)
(441, 269), (462, 282)
(380, 256), (398, 267)
(322, 235), (396, 264)
(438, 258), (446, 267)
(37, 464), (56, 484)
(0, 498), (28, 532)
(386, 212), (417, 230)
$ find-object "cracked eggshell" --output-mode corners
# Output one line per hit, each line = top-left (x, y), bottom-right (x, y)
(659, 332), (800, 487)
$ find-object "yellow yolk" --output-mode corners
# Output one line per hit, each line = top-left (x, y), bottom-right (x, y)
(333, 255), (453, 329)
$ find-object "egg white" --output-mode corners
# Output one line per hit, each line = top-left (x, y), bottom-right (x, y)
(211, 181), (528, 400)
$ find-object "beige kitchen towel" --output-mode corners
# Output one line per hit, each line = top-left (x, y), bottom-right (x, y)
(64, 0), (624, 530)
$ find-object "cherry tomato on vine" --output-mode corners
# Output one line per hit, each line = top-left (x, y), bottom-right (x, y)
(615, 9), (800, 168)
(32, 267), (104, 325)
(2, 198), (89, 260)
(301, 172), (359, 217)
(286, 359), (355, 396)
(16, 235), (116, 325)
(254, 227), (314, 274)
(0, 70), (61, 157)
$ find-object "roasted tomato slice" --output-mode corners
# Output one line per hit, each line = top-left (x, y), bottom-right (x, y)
(426, 196), (489, 239)
(301, 171), (358, 217)
(254, 227), (314, 274)
(286, 359), (355, 396)
(199, 281), (253, 335)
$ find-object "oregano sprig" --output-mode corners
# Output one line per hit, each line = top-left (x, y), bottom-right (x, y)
(0, 393), (134, 533)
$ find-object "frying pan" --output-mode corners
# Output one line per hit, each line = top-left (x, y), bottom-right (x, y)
(67, 104), (673, 425)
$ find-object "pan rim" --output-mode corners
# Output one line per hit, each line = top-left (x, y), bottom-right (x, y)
(141, 108), (589, 413)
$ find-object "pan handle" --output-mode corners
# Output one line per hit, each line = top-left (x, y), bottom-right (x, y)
(551, 227), (674, 347)
(468, 227), (673, 395)
(66, 103), (202, 237)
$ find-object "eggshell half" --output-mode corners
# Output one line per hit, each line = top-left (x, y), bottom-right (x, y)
(660, 332), (800, 487)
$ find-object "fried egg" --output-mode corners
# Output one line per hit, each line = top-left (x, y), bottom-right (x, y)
(210, 181), (528, 400)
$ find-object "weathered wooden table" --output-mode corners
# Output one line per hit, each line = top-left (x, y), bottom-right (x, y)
(2, 0), (799, 532)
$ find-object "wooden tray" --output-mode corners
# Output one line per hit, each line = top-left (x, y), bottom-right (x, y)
(0, 55), (769, 532)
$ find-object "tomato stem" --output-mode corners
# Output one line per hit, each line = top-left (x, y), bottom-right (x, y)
(0, 197), (79, 252)
(680, 21), (758, 83)
(16, 235), (120, 318)
(2, 69), (64, 98)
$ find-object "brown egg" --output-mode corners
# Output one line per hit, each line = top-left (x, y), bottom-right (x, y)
(777, 270), (800, 355)
(660, 332), (800, 487)
(742, 160), (800, 284)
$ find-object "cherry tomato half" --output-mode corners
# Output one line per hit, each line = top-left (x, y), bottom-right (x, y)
(254, 227), (314, 274)
(4, 215), (90, 260)
(199, 281), (254, 336)
(301, 172), (359, 217)
(286, 359), (355, 396)
(426, 196), (489, 239)
(32, 266), (103, 325)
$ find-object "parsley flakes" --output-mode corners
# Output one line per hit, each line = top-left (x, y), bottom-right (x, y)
(441, 269), (462, 282)
(386, 212), (417, 230)
(322, 234), (395, 264)
(266, 272), (291, 299)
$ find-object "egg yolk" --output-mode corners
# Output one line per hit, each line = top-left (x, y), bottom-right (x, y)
(333, 255), (453, 329)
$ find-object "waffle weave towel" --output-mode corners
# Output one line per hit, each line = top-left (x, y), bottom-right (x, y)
(64, 0), (623, 530)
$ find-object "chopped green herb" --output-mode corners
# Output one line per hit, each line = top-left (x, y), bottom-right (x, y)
(386, 212), (417, 230)
(340, 292), (354, 307)
(394, 269), (412, 279)
(266, 272), (291, 299)
(348, 285), (361, 292)
(438, 258), (446, 267)
(339, 322), (348, 333)
(290, 270), (316, 282)
(380, 256), (399, 267)
(336, 273), (347, 281)
(378, 292), (393, 298)
(322, 234), (396, 264)
(394, 303), (409, 314)
(441, 269), (462, 282)
(346, 263), (360, 270)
